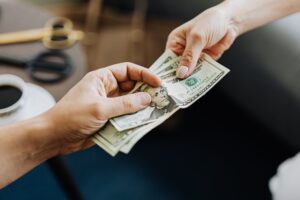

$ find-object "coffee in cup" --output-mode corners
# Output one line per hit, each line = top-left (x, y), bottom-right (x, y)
(0, 74), (26, 115)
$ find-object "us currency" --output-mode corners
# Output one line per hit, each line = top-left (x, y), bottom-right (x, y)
(119, 106), (180, 154)
(128, 49), (177, 92)
(92, 50), (178, 156)
(111, 54), (229, 131)
(118, 55), (229, 153)
(110, 57), (180, 132)
(165, 54), (229, 108)
(110, 51), (179, 132)
(93, 50), (230, 156)
(150, 49), (177, 72)
(110, 84), (176, 131)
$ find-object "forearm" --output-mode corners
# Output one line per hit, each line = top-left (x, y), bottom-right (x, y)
(220, 0), (300, 35)
(0, 114), (58, 188)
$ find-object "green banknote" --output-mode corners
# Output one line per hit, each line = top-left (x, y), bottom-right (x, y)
(93, 50), (230, 156)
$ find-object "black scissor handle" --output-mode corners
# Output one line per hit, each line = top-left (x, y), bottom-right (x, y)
(27, 51), (73, 83)
(0, 55), (27, 67)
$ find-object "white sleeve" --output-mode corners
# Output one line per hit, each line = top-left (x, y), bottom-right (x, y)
(270, 153), (300, 200)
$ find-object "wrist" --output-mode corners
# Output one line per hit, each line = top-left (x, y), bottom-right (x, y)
(217, 0), (244, 36)
(0, 112), (60, 188)
(24, 113), (61, 162)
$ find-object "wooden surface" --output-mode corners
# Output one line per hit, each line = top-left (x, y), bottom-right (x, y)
(0, 1), (87, 100)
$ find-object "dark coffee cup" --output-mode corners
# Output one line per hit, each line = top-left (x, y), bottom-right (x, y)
(0, 74), (26, 115)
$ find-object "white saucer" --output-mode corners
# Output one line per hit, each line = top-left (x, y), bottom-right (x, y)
(0, 83), (55, 126)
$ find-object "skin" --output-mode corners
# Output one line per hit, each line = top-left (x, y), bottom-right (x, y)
(0, 62), (161, 188)
(166, 0), (300, 79)
(2, 0), (300, 190)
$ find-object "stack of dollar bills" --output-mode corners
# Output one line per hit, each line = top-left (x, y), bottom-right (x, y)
(92, 50), (230, 156)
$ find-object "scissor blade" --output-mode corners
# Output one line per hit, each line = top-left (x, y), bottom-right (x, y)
(0, 29), (44, 44)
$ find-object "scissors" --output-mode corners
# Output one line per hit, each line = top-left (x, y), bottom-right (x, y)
(0, 51), (73, 83)
(0, 17), (84, 49)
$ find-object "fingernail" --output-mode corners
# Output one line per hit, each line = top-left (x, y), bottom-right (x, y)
(136, 92), (151, 106)
(177, 66), (189, 79)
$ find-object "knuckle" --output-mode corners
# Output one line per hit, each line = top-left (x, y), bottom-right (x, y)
(84, 71), (93, 79)
(223, 39), (234, 50)
(122, 97), (134, 110)
(214, 53), (222, 60)
(122, 61), (132, 67)
(190, 31), (203, 42)
(90, 102), (105, 120)
(85, 71), (96, 80)
(181, 50), (194, 66)
(167, 30), (176, 40)
(167, 33), (172, 41)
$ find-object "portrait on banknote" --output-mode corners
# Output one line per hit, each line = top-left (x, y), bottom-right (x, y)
(110, 84), (177, 131)
(140, 85), (176, 118)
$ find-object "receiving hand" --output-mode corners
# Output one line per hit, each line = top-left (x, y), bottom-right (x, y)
(44, 62), (161, 155)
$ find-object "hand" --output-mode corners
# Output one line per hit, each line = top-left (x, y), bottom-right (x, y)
(43, 62), (161, 155)
(166, 5), (239, 79)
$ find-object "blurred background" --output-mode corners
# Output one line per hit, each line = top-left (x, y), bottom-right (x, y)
(1, 0), (300, 199)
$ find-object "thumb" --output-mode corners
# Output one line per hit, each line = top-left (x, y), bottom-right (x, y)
(103, 92), (151, 118)
(177, 34), (205, 79)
